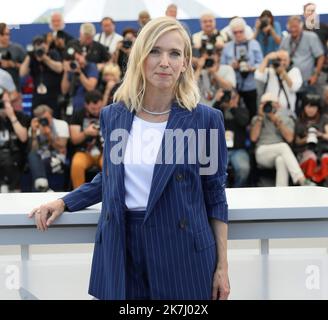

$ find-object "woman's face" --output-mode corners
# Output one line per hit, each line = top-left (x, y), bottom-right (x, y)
(304, 104), (319, 118)
(144, 30), (186, 93)
(103, 72), (117, 83)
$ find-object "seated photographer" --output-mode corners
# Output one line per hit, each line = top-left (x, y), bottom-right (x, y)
(213, 88), (250, 187)
(97, 63), (121, 106)
(255, 50), (302, 116)
(250, 92), (315, 187)
(69, 90), (104, 189)
(113, 28), (137, 79)
(0, 90), (29, 192)
(61, 42), (99, 113)
(27, 105), (69, 192)
(253, 10), (282, 56)
(192, 13), (226, 51)
(68, 23), (110, 72)
(221, 17), (263, 120)
(294, 93), (328, 185)
(20, 35), (63, 118)
(0, 23), (27, 92)
(194, 47), (236, 105)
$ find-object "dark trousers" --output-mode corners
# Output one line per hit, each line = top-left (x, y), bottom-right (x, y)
(125, 210), (150, 300)
(27, 150), (50, 190)
(0, 150), (24, 190)
(239, 89), (257, 121)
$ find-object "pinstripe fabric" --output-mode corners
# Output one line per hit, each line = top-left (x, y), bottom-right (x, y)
(61, 101), (228, 300)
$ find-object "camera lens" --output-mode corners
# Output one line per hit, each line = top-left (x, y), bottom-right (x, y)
(70, 61), (78, 70)
(263, 101), (273, 113)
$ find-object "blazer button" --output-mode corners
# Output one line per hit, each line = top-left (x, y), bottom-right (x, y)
(176, 173), (184, 181)
(179, 218), (188, 229)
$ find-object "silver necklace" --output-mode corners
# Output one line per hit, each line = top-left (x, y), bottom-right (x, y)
(141, 106), (171, 115)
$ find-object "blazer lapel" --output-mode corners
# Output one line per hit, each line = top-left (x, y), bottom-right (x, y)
(144, 102), (195, 222)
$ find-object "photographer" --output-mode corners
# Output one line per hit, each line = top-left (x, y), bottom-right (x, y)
(221, 17), (263, 120)
(68, 23), (110, 72)
(94, 17), (123, 56)
(253, 10), (282, 56)
(213, 88), (250, 187)
(255, 50), (302, 115)
(294, 93), (328, 185)
(194, 47), (236, 105)
(113, 28), (137, 79)
(250, 92), (314, 186)
(27, 105), (69, 192)
(61, 42), (99, 113)
(192, 13), (226, 51)
(0, 23), (26, 92)
(20, 35), (63, 118)
(0, 90), (29, 192)
(69, 90), (103, 189)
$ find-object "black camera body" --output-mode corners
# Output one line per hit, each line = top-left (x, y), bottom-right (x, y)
(271, 58), (281, 69)
(70, 60), (79, 70)
(39, 117), (49, 127)
(122, 39), (132, 49)
(34, 47), (45, 58)
(263, 101), (275, 113)
(219, 90), (232, 104)
(260, 17), (270, 30)
(0, 87), (4, 110)
(0, 50), (12, 61)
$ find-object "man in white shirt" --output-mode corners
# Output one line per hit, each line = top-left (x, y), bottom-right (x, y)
(255, 50), (303, 115)
(94, 17), (123, 55)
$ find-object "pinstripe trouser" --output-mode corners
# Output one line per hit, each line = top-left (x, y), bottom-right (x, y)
(125, 210), (150, 300)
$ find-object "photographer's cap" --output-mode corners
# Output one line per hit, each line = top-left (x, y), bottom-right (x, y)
(261, 92), (278, 104)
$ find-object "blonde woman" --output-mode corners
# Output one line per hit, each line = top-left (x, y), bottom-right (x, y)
(100, 63), (121, 105)
(29, 17), (230, 300)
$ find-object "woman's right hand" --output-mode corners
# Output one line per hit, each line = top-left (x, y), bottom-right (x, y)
(28, 199), (66, 232)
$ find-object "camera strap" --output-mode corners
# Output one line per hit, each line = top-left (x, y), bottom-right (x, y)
(276, 72), (291, 110)
(289, 32), (303, 60)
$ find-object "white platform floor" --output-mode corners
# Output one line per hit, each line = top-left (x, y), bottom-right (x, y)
(0, 238), (328, 300)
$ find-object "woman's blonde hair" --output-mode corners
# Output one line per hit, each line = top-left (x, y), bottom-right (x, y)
(114, 16), (200, 112)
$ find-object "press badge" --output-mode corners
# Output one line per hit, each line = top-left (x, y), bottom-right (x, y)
(37, 83), (47, 95)
(225, 130), (234, 148)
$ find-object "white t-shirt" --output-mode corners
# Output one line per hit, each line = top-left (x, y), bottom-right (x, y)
(94, 32), (123, 54)
(124, 116), (167, 211)
(255, 66), (303, 114)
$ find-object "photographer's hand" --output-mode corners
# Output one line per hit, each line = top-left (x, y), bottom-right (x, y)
(84, 124), (99, 138)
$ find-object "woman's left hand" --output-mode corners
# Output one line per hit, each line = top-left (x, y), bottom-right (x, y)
(212, 267), (230, 300)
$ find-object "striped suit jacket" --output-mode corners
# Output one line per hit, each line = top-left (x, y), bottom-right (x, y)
(62, 101), (228, 300)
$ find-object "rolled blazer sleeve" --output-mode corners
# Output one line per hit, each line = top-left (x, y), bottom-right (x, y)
(201, 109), (229, 223)
(60, 109), (107, 211)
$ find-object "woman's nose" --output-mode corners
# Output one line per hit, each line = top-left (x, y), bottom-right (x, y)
(159, 53), (169, 68)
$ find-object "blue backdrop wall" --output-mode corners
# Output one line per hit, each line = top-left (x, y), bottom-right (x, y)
(10, 14), (328, 48)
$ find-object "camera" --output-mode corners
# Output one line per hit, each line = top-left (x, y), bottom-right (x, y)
(263, 101), (275, 113)
(122, 39), (132, 49)
(260, 17), (270, 30)
(238, 53), (250, 78)
(34, 46), (45, 58)
(271, 58), (281, 69)
(70, 60), (79, 70)
(307, 127), (318, 146)
(219, 90), (232, 105)
(0, 50), (12, 61)
(0, 87), (4, 110)
(38, 117), (49, 126)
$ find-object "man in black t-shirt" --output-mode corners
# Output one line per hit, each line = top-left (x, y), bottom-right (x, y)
(20, 35), (63, 118)
(69, 90), (104, 189)
(0, 91), (30, 191)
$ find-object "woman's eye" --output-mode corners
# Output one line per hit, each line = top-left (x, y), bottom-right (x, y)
(149, 49), (160, 54)
(171, 51), (181, 57)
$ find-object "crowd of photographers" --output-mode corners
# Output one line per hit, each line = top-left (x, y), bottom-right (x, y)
(0, 3), (328, 192)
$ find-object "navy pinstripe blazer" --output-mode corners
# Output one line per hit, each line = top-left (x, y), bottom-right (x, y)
(62, 101), (228, 300)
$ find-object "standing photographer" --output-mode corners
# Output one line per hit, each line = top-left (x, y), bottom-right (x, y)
(0, 23), (26, 92)
(253, 10), (282, 56)
(250, 92), (314, 186)
(0, 90), (29, 192)
(69, 90), (103, 189)
(213, 88), (250, 187)
(221, 17), (263, 120)
(20, 35), (63, 118)
(27, 105), (69, 192)
(194, 47), (236, 105)
(61, 42), (99, 113)
(294, 93), (328, 185)
(255, 50), (303, 116)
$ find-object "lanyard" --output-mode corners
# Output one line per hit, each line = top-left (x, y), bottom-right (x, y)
(289, 32), (303, 59)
